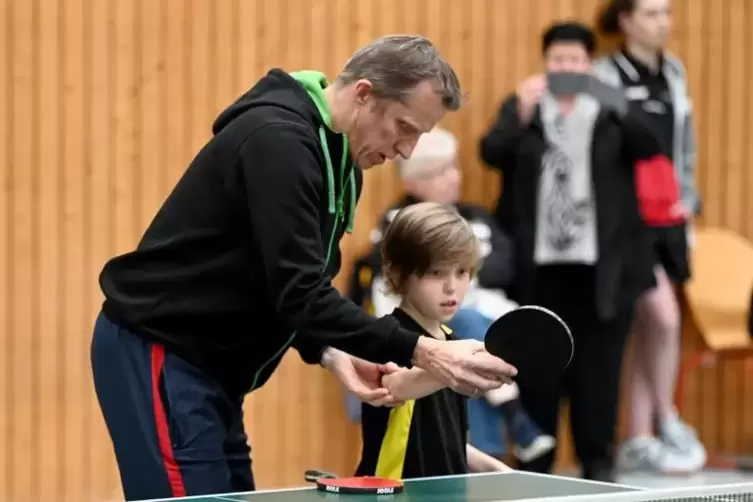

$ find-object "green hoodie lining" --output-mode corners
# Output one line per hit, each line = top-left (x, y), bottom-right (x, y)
(245, 71), (357, 394)
(289, 70), (356, 238)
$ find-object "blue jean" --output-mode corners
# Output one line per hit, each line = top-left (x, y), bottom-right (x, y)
(448, 308), (507, 456)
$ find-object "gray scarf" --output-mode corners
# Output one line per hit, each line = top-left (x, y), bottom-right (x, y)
(534, 93), (601, 264)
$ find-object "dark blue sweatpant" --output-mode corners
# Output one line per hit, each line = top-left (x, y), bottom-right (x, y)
(91, 312), (255, 501)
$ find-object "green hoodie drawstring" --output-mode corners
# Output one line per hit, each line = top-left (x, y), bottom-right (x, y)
(247, 73), (356, 394)
(318, 127), (337, 215)
(318, 127), (356, 267)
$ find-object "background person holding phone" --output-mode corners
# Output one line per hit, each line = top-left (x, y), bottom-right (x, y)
(479, 21), (661, 482)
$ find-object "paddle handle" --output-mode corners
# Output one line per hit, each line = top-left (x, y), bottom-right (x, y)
(304, 469), (337, 483)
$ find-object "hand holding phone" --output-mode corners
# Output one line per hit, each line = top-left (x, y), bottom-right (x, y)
(516, 74), (547, 124)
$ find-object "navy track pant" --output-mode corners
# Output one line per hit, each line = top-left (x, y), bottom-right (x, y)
(91, 312), (255, 500)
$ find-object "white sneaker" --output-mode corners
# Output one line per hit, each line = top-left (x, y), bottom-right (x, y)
(513, 435), (556, 463)
(617, 436), (705, 475)
(659, 414), (707, 468)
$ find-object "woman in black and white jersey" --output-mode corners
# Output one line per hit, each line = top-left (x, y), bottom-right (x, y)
(594, 0), (706, 476)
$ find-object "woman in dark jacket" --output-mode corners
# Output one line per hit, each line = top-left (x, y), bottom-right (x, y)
(480, 21), (658, 482)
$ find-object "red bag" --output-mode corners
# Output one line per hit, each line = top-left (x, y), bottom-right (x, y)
(635, 154), (684, 227)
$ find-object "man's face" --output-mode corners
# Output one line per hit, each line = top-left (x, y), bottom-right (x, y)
(347, 80), (447, 169)
(621, 0), (672, 51)
(544, 42), (592, 74)
(405, 159), (461, 204)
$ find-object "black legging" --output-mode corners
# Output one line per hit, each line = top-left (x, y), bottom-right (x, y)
(516, 265), (633, 477)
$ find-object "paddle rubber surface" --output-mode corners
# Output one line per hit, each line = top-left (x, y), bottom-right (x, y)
(484, 305), (574, 388)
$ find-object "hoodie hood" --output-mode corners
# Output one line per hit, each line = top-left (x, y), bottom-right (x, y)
(212, 69), (357, 236)
(289, 70), (334, 129)
(212, 69), (325, 134)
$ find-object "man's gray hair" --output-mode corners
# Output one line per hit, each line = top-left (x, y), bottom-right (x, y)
(336, 35), (464, 111)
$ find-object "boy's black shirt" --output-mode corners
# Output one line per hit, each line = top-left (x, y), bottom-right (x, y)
(355, 308), (468, 479)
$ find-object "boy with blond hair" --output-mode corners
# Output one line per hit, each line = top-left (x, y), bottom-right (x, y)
(351, 126), (553, 464)
(355, 202), (512, 479)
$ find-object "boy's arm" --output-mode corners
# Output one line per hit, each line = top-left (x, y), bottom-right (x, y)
(381, 367), (447, 401)
(466, 444), (513, 473)
(381, 365), (489, 401)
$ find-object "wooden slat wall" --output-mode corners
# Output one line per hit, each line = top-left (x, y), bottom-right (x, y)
(2, 0), (753, 500)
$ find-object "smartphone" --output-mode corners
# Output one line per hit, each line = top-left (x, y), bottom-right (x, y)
(585, 76), (628, 115)
(547, 72), (589, 97)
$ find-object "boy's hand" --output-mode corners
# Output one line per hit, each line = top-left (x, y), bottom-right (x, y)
(323, 348), (403, 407)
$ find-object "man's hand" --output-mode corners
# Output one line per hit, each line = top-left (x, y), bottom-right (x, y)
(322, 348), (402, 407)
(411, 338), (517, 394)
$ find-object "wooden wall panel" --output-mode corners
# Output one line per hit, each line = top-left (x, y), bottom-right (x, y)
(2, 0), (753, 500)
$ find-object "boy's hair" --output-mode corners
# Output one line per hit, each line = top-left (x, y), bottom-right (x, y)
(381, 201), (479, 295)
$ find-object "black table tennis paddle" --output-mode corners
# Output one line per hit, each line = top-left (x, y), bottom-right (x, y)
(484, 305), (574, 388)
(304, 469), (404, 495)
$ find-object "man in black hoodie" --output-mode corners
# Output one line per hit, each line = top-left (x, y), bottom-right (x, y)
(90, 35), (516, 500)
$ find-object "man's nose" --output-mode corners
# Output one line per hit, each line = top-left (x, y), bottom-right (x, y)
(396, 139), (418, 160)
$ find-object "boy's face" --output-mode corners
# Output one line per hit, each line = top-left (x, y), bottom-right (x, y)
(403, 264), (471, 323)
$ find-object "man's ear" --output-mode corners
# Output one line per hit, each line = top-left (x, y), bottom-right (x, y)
(352, 79), (375, 105)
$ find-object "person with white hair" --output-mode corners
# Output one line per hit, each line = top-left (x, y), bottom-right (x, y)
(353, 127), (555, 464)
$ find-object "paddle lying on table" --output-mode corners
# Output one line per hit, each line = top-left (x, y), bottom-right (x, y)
(304, 469), (404, 495)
